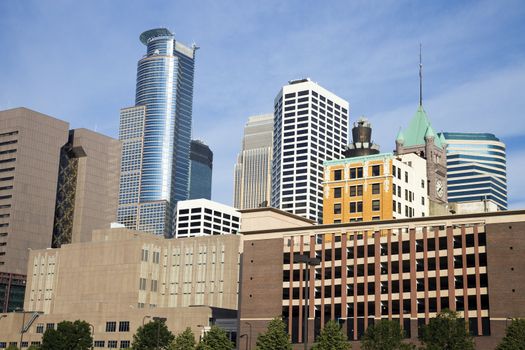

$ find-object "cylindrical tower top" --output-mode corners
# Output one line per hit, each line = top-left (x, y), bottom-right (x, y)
(139, 28), (174, 45)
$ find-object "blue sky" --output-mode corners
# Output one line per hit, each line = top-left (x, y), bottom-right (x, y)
(1, 0), (524, 208)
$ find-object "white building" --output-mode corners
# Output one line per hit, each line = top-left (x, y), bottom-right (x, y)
(174, 199), (241, 238)
(233, 114), (273, 209)
(392, 153), (429, 218)
(271, 78), (349, 223)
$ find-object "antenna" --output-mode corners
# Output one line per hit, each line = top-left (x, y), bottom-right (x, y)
(419, 43), (423, 106)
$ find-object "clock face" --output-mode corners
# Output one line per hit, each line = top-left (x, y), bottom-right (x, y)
(436, 180), (444, 198)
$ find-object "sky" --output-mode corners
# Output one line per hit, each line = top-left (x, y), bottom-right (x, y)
(1, 0), (524, 208)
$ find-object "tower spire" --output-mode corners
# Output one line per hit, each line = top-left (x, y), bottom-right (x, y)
(419, 43), (423, 106)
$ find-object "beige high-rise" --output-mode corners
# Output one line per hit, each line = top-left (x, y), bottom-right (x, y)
(0, 107), (121, 312)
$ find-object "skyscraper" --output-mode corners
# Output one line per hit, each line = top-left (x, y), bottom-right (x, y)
(0, 107), (120, 312)
(188, 139), (213, 200)
(271, 79), (349, 222)
(233, 114), (273, 209)
(117, 28), (197, 237)
(439, 132), (507, 210)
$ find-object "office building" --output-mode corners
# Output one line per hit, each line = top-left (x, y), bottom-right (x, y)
(0, 107), (120, 312)
(188, 140), (213, 200)
(0, 228), (240, 348)
(174, 199), (240, 238)
(439, 132), (507, 210)
(233, 114), (274, 210)
(271, 79), (349, 223)
(323, 153), (428, 224)
(117, 28), (197, 237)
(238, 207), (525, 350)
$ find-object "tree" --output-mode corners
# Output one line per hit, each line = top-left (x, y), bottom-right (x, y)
(132, 318), (175, 350)
(40, 320), (93, 350)
(312, 320), (350, 350)
(361, 319), (414, 350)
(196, 325), (234, 350)
(27, 346), (40, 350)
(6, 345), (20, 350)
(171, 327), (196, 350)
(419, 309), (474, 350)
(496, 318), (525, 350)
(256, 317), (292, 350)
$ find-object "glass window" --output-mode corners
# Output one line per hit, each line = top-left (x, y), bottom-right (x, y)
(372, 165), (381, 176)
(119, 321), (130, 332)
(334, 203), (341, 214)
(106, 321), (117, 332)
(334, 187), (342, 198)
(334, 169), (342, 181)
(372, 200), (380, 211)
(372, 183), (380, 194)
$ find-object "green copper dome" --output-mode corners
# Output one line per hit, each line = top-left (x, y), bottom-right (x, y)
(399, 105), (443, 148)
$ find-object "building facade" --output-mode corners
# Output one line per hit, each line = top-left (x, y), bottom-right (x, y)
(271, 79), (349, 223)
(188, 140), (213, 200)
(439, 132), (507, 210)
(0, 108), (120, 312)
(323, 153), (428, 224)
(396, 106), (447, 215)
(117, 28), (197, 237)
(238, 208), (525, 349)
(174, 199), (241, 238)
(233, 114), (273, 209)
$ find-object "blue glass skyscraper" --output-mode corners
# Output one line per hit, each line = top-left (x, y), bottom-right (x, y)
(188, 140), (213, 200)
(117, 28), (196, 236)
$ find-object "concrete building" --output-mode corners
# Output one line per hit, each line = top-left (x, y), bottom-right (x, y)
(271, 79), (349, 223)
(233, 114), (273, 210)
(188, 140), (213, 200)
(323, 153), (428, 225)
(0, 228), (241, 348)
(0, 108), (120, 313)
(439, 132), (507, 210)
(117, 28), (197, 237)
(174, 199), (241, 238)
(238, 208), (525, 349)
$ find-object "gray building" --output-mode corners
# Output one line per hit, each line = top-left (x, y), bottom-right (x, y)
(188, 140), (213, 200)
(0, 107), (120, 312)
(233, 114), (273, 209)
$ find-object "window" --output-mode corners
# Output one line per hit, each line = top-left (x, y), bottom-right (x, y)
(151, 280), (158, 292)
(421, 179), (425, 188)
(119, 321), (130, 332)
(334, 169), (342, 181)
(108, 340), (118, 348)
(46, 323), (55, 330)
(421, 197), (425, 205)
(120, 340), (130, 348)
(372, 200), (380, 211)
(36, 323), (44, 333)
(393, 184), (396, 196)
(334, 203), (341, 214)
(94, 341), (105, 347)
(350, 201), (363, 213)
(405, 171), (408, 183)
(139, 278), (147, 290)
(334, 187), (342, 198)
(141, 249), (148, 262)
(372, 165), (381, 176)
(372, 183), (380, 194)
(106, 321), (117, 332)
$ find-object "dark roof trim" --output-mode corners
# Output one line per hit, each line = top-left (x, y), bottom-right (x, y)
(239, 207), (316, 224)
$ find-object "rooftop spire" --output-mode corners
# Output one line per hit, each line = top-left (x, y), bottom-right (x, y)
(419, 43), (423, 106)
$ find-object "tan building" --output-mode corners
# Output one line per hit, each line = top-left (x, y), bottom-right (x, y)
(0, 107), (121, 313)
(0, 227), (241, 348)
(238, 208), (525, 350)
(323, 153), (428, 225)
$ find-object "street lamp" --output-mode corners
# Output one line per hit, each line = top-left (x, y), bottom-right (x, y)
(244, 322), (252, 350)
(239, 333), (248, 350)
(152, 317), (167, 350)
(142, 315), (151, 326)
(295, 254), (321, 350)
(88, 323), (94, 350)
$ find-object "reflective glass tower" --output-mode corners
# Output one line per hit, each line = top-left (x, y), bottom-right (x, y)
(188, 140), (213, 200)
(440, 132), (507, 210)
(117, 28), (196, 236)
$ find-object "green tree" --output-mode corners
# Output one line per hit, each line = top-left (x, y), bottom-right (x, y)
(132, 318), (175, 350)
(312, 320), (350, 350)
(361, 319), (414, 350)
(6, 345), (20, 350)
(27, 346), (40, 350)
(196, 325), (234, 350)
(40, 320), (93, 350)
(419, 309), (474, 350)
(497, 318), (525, 350)
(171, 327), (196, 350)
(255, 317), (292, 350)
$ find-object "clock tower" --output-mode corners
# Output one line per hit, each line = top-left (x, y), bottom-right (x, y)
(395, 47), (448, 213)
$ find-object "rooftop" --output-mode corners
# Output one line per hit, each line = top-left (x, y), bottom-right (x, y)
(139, 28), (173, 45)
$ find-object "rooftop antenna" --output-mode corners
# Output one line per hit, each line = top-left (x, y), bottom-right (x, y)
(419, 43), (423, 107)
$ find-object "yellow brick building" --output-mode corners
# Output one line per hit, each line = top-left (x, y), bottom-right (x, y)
(323, 153), (429, 224)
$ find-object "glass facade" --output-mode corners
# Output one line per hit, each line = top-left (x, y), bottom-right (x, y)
(441, 132), (507, 210)
(188, 140), (213, 200)
(117, 28), (196, 236)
